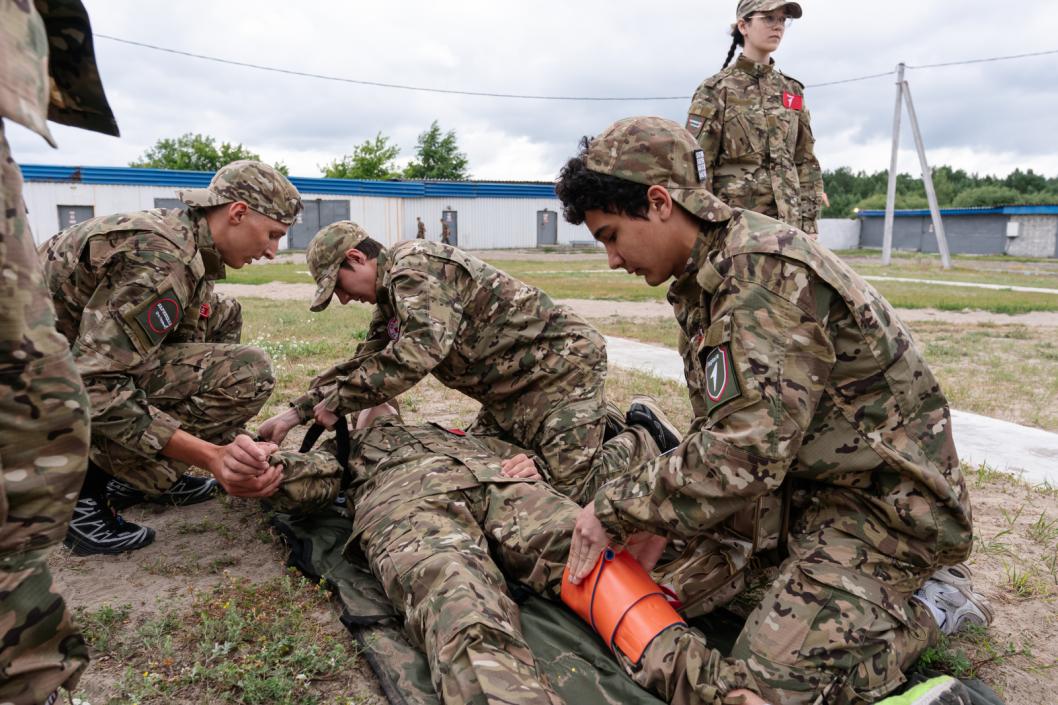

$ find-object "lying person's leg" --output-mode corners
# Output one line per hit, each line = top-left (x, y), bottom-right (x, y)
(360, 494), (564, 705)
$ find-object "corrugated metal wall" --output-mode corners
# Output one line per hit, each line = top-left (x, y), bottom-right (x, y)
(22, 181), (596, 250)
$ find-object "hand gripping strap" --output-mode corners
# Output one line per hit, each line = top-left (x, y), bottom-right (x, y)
(561, 548), (686, 663)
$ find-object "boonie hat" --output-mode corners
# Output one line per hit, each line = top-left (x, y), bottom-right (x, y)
(307, 220), (371, 312)
(736, 0), (802, 19)
(179, 160), (302, 226)
(585, 117), (734, 225)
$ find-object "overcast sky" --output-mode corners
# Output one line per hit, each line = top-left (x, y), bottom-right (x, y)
(7, 0), (1058, 182)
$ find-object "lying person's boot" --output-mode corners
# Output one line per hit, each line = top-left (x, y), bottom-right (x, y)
(64, 496), (155, 556)
(107, 474), (220, 510)
(913, 563), (994, 636)
(626, 395), (682, 453)
(876, 675), (971, 705)
(603, 400), (626, 442)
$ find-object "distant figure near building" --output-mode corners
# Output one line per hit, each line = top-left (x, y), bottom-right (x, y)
(440, 218), (451, 245)
(416, 216), (425, 239)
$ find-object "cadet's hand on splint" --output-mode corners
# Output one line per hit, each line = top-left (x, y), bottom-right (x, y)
(211, 435), (283, 497)
(566, 503), (612, 585)
(500, 453), (542, 480)
(625, 532), (668, 573)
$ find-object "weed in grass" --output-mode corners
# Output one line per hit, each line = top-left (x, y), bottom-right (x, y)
(111, 573), (360, 704)
(1027, 512), (1058, 544)
(916, 634), (976, 679)
(76, 603), (131, 654)
(1005, 564), (1039, 598)
(999, 504), (1026, 528)
(975, 527), (1013, 557)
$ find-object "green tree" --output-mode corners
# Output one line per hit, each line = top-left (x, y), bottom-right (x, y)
(403, 121), (469, 180)
(320, 133), (402, 179)
(950, 185), (1022, 208)
(130, 133), (288, 174)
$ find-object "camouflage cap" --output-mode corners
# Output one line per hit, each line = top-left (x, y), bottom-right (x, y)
(179, 160), (302, 226)
(267, 448), (342, 515)
(736, 0), (802, 18)
(585, 117), (734, 224)
(307, 220), (371, 312)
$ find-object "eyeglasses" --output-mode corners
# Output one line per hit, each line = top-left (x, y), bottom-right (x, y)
(748, 14), (793, 29)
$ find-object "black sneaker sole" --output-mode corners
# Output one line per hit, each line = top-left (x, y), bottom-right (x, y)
(63, 527), (156, 556)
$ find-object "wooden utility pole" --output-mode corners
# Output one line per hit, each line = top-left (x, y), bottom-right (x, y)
(881, 63), (952, 269)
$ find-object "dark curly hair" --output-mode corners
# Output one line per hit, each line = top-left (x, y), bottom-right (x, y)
(555, 137), (651, 226)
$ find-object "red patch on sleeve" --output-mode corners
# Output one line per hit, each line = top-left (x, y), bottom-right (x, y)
(782, 92), (803, 111)
(199, 302), (211, 319)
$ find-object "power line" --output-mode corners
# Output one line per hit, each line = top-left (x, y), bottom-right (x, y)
(94, 33), (1058, 101)
(908, 47), (1058, 69)
(94, 34), (688, 101)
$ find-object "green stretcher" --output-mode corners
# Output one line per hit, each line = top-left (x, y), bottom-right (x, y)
(270, 503), (1004, 705)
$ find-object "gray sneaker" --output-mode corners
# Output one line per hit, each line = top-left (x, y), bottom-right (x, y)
(914, 564), (993, 636)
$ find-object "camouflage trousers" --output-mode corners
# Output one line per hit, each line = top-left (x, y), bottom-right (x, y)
(625, 502), (942, 705)
(1, 123), (90, 702)
(91, 320), (274, 493)
(358, 479), (577, 705)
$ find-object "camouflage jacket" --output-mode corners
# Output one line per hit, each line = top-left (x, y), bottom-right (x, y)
(39, 209), (226, 457)
(686, 54), (823, 234)
(346, 419), (537, 547)
(0, 0), (118, 145)
(294, 239), (606, 425)
(595, 209), (973, 571)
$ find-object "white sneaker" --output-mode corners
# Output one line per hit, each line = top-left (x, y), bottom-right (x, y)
(914, 567), (993, 636)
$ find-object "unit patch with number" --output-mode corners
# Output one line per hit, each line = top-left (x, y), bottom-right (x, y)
(704, 343), (741, 411)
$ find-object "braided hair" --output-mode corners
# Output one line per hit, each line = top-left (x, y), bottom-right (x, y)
(722, 22), (746, 69)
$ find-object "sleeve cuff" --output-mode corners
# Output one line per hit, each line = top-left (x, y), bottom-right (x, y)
(594, 491), (632, 544)
(141, 407), (181, 456)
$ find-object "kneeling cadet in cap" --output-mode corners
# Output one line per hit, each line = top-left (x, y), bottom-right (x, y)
(38, 161), (302, 555)
(550, 117), (991, 705)
(258, 223), (678, 504)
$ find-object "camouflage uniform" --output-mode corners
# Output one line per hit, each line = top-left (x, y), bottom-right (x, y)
(686, 35), (824, 234)
(1, 1), (118, 700)
(272, 419), (573, 704)
(273, 418), (762, 705)
(440, 220), (451, 245)
(416, 218), (426, 239)
(296, 227), (659, 503)
(38, 161), (301, 494)
(577, 117), (973, 704)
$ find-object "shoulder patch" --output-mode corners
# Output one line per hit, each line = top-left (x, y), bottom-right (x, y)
(704, 343), (741, 411)
(131, 289), (182, 348)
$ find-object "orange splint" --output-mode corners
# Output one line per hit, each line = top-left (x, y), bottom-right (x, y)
(561, 547), (686, 663)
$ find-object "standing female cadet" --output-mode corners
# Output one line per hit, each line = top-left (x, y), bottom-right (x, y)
(685, 0), (825, 234)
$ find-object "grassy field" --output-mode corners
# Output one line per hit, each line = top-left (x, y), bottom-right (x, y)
(228, 250), (1058, 312)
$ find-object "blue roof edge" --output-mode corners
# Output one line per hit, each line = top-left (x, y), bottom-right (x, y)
(19, 164), (560, 199)
(859, 205), (1058, 217)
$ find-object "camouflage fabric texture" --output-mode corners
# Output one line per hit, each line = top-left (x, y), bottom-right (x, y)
(273, 419), (776, 705)
(0, 0), (117, 146)
(40, 209), (274, 493)
(0, 121), (91, 705)
(416, 219), (426, 239)
(686, 55), (824, 233)
(735, 0), (802, 18)
(295, 236), (658, 503)
(306, 220), (369, 311)
(440, 220), (451, 245)
(584, 117), (971, 701)
(179, 160), (302, 226)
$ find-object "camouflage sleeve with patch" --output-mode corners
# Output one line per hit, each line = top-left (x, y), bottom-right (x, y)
(71, 248), (192, 457)
(318, 262), (465, 418)
(594, 268), (836, 542)
(794, 97), (824, 234)
(686, 79), (723, 194)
